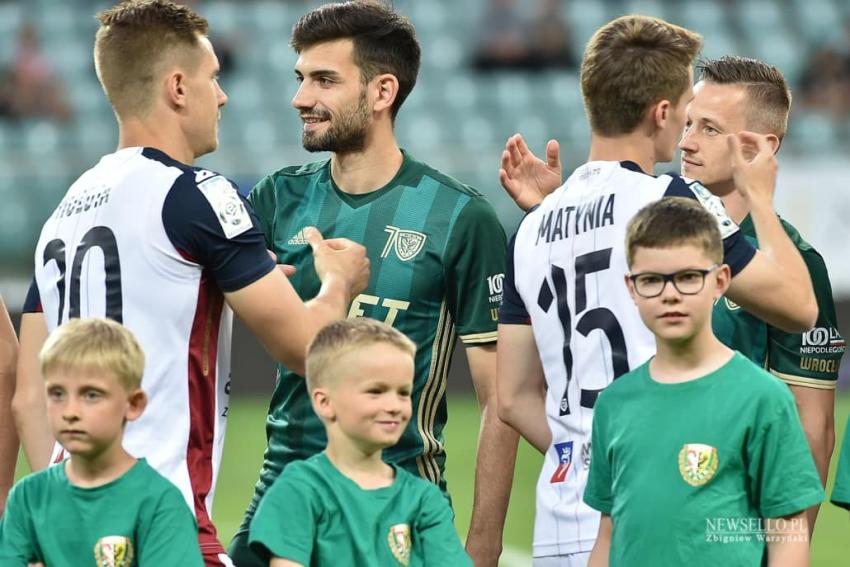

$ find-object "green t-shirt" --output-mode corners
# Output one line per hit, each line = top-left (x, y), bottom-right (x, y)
(244, 151), (506, 511)
(0, 459), (203, 567)
(831, 415), (850, 510)
(713, 215), (844, 388)
(584, 352), (824, 565)
(249, 452), (472, 567)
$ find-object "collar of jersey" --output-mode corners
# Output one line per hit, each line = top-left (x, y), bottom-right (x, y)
(326, 149), (415, 209)
(619, 160), (648, 175)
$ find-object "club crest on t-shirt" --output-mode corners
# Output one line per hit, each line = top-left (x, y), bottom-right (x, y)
(550, 441), (574, 483)
(93, 535), (134, 567)
(387, 523), (412, 565)
(382, 226), (427, 261)
(678, 443), (720, 486)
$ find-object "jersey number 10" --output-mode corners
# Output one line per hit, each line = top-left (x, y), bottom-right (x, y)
(42, 226), (123, 324)
(537, 248), (629, 416)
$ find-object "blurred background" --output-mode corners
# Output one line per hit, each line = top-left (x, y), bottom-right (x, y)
(3, 0), (850, 565)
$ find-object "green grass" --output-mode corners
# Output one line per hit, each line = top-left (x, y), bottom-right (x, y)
(14, 394), (850, 565)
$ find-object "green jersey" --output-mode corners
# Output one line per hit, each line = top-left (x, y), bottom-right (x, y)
(0, 459), (203, 567)
(831, 415), (850, 510)
(245, 150), (505, 502)
(584, 353), (824, 565)
(249, 453), (472, 567)
(713, 215), (844, 389)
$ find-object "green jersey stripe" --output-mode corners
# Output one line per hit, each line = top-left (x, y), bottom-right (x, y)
(417, 300), (453, 483)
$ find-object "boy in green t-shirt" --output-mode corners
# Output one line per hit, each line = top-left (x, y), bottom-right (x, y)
(0, 318), (203, 567)
(584, 197), (824, 567)
(249, 319), (471, 567)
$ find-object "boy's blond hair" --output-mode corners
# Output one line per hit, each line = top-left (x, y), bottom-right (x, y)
(625, 197), (723, 266)
(581, 15), (702, 136)
(306, 318), (416, 391)
(40, 317), (145, 391)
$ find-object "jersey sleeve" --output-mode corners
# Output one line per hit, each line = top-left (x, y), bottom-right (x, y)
(21, 277), (42, 313)
(443, 196), (506, 344)
(249, 468), (317, 565)
(662, 176), (755, 277)
(0, 481), (40, 565)
(766, 248), (844, 389)
(497, 231), (530, 325)
(136, 486), (204, 567)
(746, 387), (825, 518)
(830, 415), (850, 510)
(583, 393), (614, 515)
(162, 171), (275, 292)
(247, 174), (276, 247)
(415, 482), (473, 566)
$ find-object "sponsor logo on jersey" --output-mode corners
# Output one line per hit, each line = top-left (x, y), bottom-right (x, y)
(581, 441), (592, 470)
(349, 294), (410, 326)
(287, 228), (310, 245)
(197, 176), (251, 239)
(687, 181), (738, 239)
(550, 441), (574, 483)
(800, 327), (845, 354)
(487, 273), (505, 304)
(382, 226), (427, 261)
(94, 535), (134, 567)
(679, 443), (719, 486)
(387, 523), (411, 565)
(800, 357), (840, 374)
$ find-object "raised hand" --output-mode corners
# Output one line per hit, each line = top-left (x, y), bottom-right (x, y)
(499, 133), (562, 211)
(728, 131), (778, 208)
(305, 227), (370, 299)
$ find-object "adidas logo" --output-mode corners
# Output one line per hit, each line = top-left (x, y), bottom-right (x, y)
(287, 228), (309, 245)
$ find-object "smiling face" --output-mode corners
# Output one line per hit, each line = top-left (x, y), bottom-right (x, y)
(46, 366), (145, 461)
(314, 342), (414, 454)
(626, 243), (730, 344)
(679, 81), (749, 196)
(292, 38), (373, 154)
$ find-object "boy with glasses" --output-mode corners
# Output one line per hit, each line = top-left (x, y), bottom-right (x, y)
(584, 198), (823, 566)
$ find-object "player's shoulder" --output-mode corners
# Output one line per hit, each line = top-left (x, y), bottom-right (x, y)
(267, 159), (330, 181)
(401, 150), (485, 199)
(776, 217), (821, 258)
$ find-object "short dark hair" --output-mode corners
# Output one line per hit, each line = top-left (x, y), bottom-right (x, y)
(697, 56), (791, 141)
(291, 0), (421, 120)
(625, 197), (722, 266)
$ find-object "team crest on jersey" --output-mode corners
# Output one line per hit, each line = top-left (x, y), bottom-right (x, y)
(387, 523), (411, 565)
(550, 441), (574, 483)
(382, 226), (427, 261)
(93, 535), (134, 567)
(678, 443), (719, 486)
(197, 175), (252, 239)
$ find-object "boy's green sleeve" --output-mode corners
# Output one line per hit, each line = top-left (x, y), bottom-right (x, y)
(0, 483), (40, 566)
(831, 415), (850, 510)
(249, 473), (316, 565)
(416, 484), (473, 566)
(747, 389), (825, 518)
(583, 396), (614, 515)
(136, 488), (204, 566)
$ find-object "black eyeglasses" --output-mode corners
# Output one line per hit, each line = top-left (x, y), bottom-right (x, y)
(629, 265), (719, 298)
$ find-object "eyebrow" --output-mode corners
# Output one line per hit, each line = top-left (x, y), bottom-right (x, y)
(294, 68), (343, 80)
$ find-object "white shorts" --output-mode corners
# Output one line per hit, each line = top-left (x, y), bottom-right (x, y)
(533, 552), (591, 567)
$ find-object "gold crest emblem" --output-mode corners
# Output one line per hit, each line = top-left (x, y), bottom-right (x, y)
(94, 535), (134, 567)
(382, 226), (427, 262)
(678, 444), (719, 486)
(387, 523), (411, 565)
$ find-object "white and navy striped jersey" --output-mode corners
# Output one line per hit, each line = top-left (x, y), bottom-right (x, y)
(28, 146), (274, 556)
(499, 160), (755, 557)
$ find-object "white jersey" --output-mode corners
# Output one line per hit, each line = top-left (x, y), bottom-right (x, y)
(499, 160), (754, 557)
(30, 147), (274, 555)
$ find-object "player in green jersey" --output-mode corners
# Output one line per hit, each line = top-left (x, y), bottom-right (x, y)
(229, 3), (516, 566)
(585, 198), (823, 567)
(679, 56), (843, 534)
(250, 319), (471, 567)
(0, 318), (204, 566)
(830, 415), (850, 512)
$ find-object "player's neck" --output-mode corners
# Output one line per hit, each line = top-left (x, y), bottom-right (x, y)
(330, 129), (403, 195)
(65, 444), (137, 489)
(650, 327), (734, 384)
(719, 189), (750, 224)
(588, 131), (656, 175)
(324, 441), (395, 489)
(117, 115), (196, 165)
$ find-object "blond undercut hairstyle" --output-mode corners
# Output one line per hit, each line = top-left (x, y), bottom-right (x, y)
(306, 318), (416, 392)
(581, 15), (702, 136)
(40, 318), (145, 392)
(94, 0), (209, 118)
(698, 56), (791, 142)
(625, 198), (723, 267)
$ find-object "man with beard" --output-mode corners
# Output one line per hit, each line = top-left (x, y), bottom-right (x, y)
(227, 2), (517, 566)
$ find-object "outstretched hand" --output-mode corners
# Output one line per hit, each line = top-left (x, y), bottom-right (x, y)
(499, 133), (562, 211)
(728, 131), (778, 208)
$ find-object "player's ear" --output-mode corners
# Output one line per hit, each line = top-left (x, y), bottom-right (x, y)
(624, 273), (639, 304)
(765, 133), (781, 155)
(371, 73), (398, 115)
(165, 70), (188, 110)
(311, 387), (335, 422)
(652, 99), (671, 130)
(125, 388), (147, 422)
